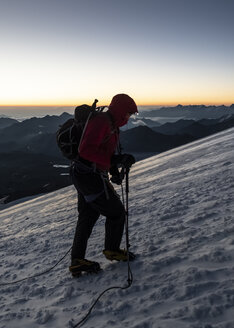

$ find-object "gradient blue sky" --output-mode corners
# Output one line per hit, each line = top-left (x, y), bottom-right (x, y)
(0, 0), (233, 106)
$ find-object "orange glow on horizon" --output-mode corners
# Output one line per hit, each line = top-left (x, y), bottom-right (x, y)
(0, 101), (234, 110)
(0, 99), (233, 107)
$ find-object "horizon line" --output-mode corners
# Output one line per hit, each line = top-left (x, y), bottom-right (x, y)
(0, 102), (234, 108)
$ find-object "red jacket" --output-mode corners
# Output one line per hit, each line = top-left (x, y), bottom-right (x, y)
(79, 94), (138, 171)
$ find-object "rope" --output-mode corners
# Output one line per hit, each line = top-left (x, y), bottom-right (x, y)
(0, 183), (75, 287)
(0, 247), (72, 287)
(72, 280), (132, 328)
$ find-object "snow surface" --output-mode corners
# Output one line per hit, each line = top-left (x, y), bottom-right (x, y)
(0, 128), (234, 328)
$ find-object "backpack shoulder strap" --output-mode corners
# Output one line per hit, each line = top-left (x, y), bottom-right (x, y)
(105, 111), (119, 134)
(77, 111), (93, 153)
(105, 112), (122, 154)
(99, 111), (119, 145)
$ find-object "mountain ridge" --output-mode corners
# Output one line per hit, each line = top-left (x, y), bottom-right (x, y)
(1, 112), (234, 203)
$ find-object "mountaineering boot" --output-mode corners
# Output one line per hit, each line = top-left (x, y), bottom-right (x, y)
(103, 249), (136, 262)
(69, 259), (101, 277)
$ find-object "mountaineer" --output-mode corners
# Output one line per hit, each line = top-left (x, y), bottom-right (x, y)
(69, 94), (137, 276)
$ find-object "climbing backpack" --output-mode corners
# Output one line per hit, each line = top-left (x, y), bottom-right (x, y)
(56, 99), (105, 160)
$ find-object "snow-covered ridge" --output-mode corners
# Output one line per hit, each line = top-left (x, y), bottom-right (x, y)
(0, 128), (234, 328)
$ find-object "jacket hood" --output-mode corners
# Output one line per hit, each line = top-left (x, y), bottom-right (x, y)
(108, 94), (138, 127)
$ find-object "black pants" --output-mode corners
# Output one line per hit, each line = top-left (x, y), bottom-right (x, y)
(71, 163), (125, 259)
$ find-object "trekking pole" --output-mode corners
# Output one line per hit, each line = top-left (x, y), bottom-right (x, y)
(124, 167), (133, 286)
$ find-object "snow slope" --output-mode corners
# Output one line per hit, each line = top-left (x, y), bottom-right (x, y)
(0, 128), (234, 328)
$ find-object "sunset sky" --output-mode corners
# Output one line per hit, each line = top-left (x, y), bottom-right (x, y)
(0, 0), (233, 106)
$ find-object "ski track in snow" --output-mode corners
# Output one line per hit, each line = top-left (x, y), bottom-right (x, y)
(0, 128), (234, 328)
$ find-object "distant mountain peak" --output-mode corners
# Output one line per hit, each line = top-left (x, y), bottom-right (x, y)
(60, 112), (72, 118)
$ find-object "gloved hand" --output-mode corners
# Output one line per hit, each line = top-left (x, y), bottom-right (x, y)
(111, 153), (136, 169)
(109, 165), (124, 185)
(120, 153), (136, 169)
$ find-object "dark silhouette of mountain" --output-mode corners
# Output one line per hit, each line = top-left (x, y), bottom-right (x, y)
(1, 111), (234, 203)
(0, 117), (18, 129)
(0, 125), (195, 158)
(180, 116), (234, 138)
(152, 115), (234, 137)
(198, 118), (221, 126)
(1, 113), (234, 157)
(120, 126), (195, 152)
(179, 121), (215, 138)
(0, 152), (70, 203)
(0, 112), (72, 144)
(152, 119), (195, 135)
(143, 104), (234, 120)
(0, 140), (20, 153)
(23, 133), (62, 157)
(0, 112), (72, 154)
